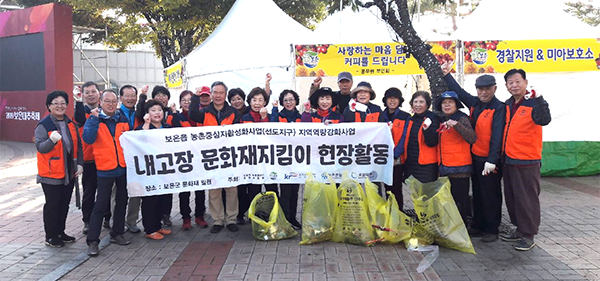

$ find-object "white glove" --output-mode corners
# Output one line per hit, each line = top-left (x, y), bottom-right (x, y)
(422, 117), (432, 130)
(394, 158), (402, 166)
(525, 88), (541, 100)
(49, 131), (62, 143)
(73, 86), (82, 102)
(75, 165), (83, 177)
(482, 162), (496, 176)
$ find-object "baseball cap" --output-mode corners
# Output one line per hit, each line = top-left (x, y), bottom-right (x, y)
(198, 86), (211, 96)
(337, 71), (353, 82)
(475, 75), (496, 88)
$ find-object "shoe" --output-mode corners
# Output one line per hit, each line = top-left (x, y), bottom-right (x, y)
(87, 241), (99, 256)
(128, 224), (141, 233)
(82, 222), (89, 235)
(289, 219), (302, 230)
(162, 215), (173, 227)
(514, 237), (536, 251)
(157, 228), (172, 235)
(226, 223), (239, 232)
(182, 218), (192, 230)
(210, 225), (224, 233)
(109, 234), (131, 245)
(500, 230), (522, 242)
(482, 233), (499, 242)
(236, 217), (246, 225)
(467, 227), (484, 237)
(103, 218), (111, 229)
(195, 216), (208, 228)
(145, 232), (164, 240)
(45, 237), (65, 248)
(58, 233), (76, 243)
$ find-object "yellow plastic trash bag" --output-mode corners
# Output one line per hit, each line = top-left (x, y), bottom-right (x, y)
(364, 179), (413, 244)
(300, 173), (338, 245)
(332, 174), (375, 246)
(248, 191), (297, 241)
(408, 176), (476, 254)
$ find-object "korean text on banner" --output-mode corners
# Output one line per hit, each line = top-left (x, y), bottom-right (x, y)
(294, 41), (456, 77)
(119, 122), (394, 197)
(163, 61), (184, 88)
(463, 38), (600, 74)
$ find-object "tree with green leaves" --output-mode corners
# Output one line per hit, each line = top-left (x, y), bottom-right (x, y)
(15, 0), (339, 68)
(565, 0), (600, 27)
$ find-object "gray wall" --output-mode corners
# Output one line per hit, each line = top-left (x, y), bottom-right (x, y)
(73, 49), (164, 89)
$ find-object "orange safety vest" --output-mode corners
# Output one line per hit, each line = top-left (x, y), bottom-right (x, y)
(354, 111), (381, 122)
(438, 127), (472, 167)
(92, 121), (128, 171)
(203, 113), (236, 126)
(310, 116), (341, 123)
(503, 104), (543, 161)
(79, 112), (94, 162)
(390, 118), (408, 162)
(403, 121), (438, 165)
(470, 108), (495, 157)
(37, 116), (80, 179)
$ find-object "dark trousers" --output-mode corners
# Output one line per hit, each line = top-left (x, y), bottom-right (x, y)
(264, 184), (279, 197)
(279, 184), (299, 222)
(179, 190), (206, 219)
(449, 177), (471, 224)
(86, 174), (128, 245)
(142, 195), (165, 234)
(384, 164), (404, 211)
(42, 181), (74, 239)
(237, 184), (261, 219)
(162, 194), (173, 218)
(81, 163), (110, 222)
(503, 163), (541, 239)
(471, 159), (503, 234)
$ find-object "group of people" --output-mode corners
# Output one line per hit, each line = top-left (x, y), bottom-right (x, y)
(35, 67), (550, 258)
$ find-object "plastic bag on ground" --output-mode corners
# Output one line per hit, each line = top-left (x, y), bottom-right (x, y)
(300, 173), (338, 245)
(365, 179), (413, 244)
(408, 176), (476, 254)
(248, 191), (297, 241)
(332, 173), (375, 246)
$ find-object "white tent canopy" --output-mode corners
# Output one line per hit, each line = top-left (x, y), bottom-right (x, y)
(183, 0), (314, 95)
(452, 0), (598, 40)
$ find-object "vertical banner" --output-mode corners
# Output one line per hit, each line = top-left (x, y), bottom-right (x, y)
(163, 60), (185, 88)
(120, 123), (394, 197)
(463, 38), (600, 74)
(294, 41), (457, 77)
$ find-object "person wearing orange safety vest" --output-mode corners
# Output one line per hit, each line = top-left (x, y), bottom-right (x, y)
(36, 91), (83, 248)
(402, 91), (440, 184)
(189, 81), (242, 234)
(378, 88), (410, 211)
(135, 85), (180, 227)
(270, 89), (302, 230)
(443, 67), (506, 243)
(175, 89), (209, 230)
(435, 91), (476, 224)
(301, 87), (343, 123)
(499, 69), (551, 251)
(74, 81), (112, 235)
(342, 82), (382, 123)
(82, 89), (131, 256)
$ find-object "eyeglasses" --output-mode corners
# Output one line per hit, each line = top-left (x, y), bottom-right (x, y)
(102, 100), (118, 105)
(50, 102), (67, 107)
(181, 99), (191, 104)
(283, 99), (295, 103)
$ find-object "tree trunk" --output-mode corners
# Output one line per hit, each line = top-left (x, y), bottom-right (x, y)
(368, 0), (447, 103)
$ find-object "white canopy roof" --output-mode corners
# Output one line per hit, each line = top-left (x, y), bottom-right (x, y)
(452, 0), (598, 40)
(183, 0), (314, 93)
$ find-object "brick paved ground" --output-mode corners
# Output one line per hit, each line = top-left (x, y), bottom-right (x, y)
(0, 140), (598, 281)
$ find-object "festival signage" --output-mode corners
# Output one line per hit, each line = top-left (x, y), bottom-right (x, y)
(120, 122), (394, 197)
(463, 38), (600, 74)
(163, 60), (185, 88)
(294, 41), (457, 77)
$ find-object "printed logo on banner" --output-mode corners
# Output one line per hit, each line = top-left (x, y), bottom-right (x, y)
(269, 172), (277, 180)
(228, 176), (239, 183)
(471, 48), (489, 65)
(285, 172), (298, 179)
(368, 171), (378, 180)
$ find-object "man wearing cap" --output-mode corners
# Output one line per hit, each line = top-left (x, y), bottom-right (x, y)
(310, 71), (353, 113)
(197, 86), (212, 109)
(499, 69), (550, 251)
(442, 65), (505, 243)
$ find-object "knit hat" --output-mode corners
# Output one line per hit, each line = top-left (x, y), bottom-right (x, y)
(382, 87), (404, 105)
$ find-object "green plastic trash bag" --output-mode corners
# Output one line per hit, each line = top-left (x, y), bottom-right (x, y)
(248, 191), (297, 241)
(408, 176), (476, 254)
(332, 173), (375, 246)
(300, 173), (338, 245)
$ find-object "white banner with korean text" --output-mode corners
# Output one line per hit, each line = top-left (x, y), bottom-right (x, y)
(120, 122), (393, 197)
